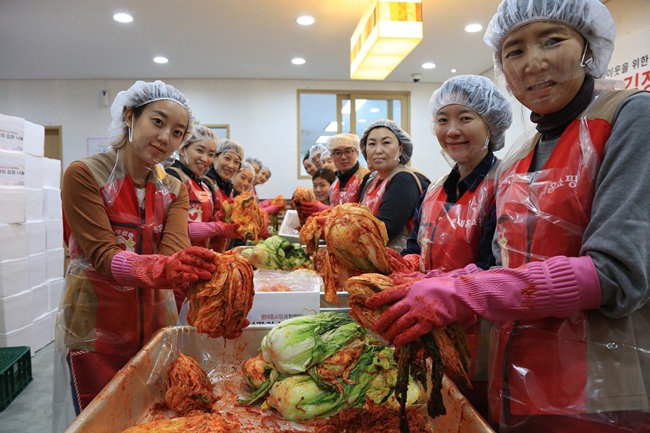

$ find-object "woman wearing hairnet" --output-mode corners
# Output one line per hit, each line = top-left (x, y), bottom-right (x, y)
(402, 75), (512, 273)
(400, 75), (512, 418)
(367, 1), (650, 431)
(358, 119), (429, 250)
(52, 81), (217, 426)
(203, 139), (246, 251)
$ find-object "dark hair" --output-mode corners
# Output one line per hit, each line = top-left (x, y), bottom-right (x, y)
(312, 168), (336, 184)
(303, 152), (311, 162)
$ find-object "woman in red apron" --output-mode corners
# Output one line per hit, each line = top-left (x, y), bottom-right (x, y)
(358, 119), (427, 251)
(204, 139), (245, 251)
(53, 81), (217, 429)
(403, 74), (513, 418)
(367, 1), (650, 432)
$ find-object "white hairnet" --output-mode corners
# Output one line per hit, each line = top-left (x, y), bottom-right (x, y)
(320, 150), (332, 162)
(359, 119), (413, 164)
(108, 80), (194, 145)
(238, 161), (255, 175)
(182, 124), (218, 149)
(309, 143), (328, 162)
(245, 157), (263, 169)
(484, 0), (616, 78)
(430, 75), (513, 152)
(216, 139), (245, 161)
(326, 133), (361, 151)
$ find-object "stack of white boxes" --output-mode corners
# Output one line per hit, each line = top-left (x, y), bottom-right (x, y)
(0, 114), (65, 355)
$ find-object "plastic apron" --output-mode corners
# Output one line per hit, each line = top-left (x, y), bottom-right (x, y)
(361, 165), (420, 252)
(52, 150), (178, 432)
(488, 88), (650, 431)
(209, 183), (233, 252)
(329, 166), (369, 205)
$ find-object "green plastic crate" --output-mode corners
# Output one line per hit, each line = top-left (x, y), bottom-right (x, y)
(0, 346), (32, 412)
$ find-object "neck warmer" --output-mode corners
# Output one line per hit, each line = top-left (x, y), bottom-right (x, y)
(530, 75), (595, 140)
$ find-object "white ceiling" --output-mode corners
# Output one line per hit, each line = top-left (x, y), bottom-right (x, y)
(0, 0), (504, 83)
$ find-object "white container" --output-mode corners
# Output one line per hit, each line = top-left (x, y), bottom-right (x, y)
(46, 248), (65, 280)
(29, 252), (48, 288)
(31, 310), (56, 352)
(23, 119), (44, 157)
(0, 114), (25, 152)
(0, 186), (26, 223)
(0, 257), (29, 298)
(0, 223), (29, 261)
(43, 187), (62, 220)
(25, 187), (44, 222)
(0, 149), (25, 186)
(46, 218), (64, 250)
(278, 209), (301, 243)
(0, 289), (32, 333)
(48, 277), (65, 311)
(246, 269), (321, 325)
(25, 220), (47, 255)
(42, 157), (62, 189)
(0, 323), (33, 353)
(24, 153), (44, 189)
(31, 281), (49, 321)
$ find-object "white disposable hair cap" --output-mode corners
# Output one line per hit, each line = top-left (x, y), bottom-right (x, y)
(326, 133), (361, 151)
(182, 124), (218, 150)
(309, 143), (328, 161)
(238, 161), (255, 174)
(216, 139), (245, 161)
(359, 119), (413, 165)
(484, 0), (616, 78)
(108, 80), (194, 145)
(430, 75), (513, 151)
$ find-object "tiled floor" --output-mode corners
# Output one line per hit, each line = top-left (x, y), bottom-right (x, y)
(1, 342), (54, 433)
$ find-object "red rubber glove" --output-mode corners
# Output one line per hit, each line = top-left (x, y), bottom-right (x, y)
(111, 247), (217, 289)
(366, 256), (602, 347)
(260, 204), (283, 215)
(300, 201), (331, 217)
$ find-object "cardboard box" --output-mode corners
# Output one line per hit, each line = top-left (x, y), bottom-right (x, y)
(0, 290), (32, 333)
(246, 270), (321, 325)
(0, 257), (29, 298)
(0, 114), (44, 157)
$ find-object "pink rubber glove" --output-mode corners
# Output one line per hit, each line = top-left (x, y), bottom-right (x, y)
(367, 255), (602, 346)
(422, 263), (484, 279)
(111, 247), (216, 289)
(188, 221), (244, 241)
(260, 204), (283, 215)
(300, 201), (331, 217)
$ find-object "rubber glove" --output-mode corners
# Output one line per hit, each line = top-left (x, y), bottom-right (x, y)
(422, 263), (484, 279)
(188, 221), (244, 242)
(300, 201), (331, 217)
(260, 204), (283, 215)
(111, 246), (217, 289)
(366, 255), (602, 347)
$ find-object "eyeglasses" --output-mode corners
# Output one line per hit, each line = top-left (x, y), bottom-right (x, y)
(331, 148), (356, 158)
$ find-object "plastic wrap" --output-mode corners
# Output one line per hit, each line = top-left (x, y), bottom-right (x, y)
(64, 326), (495, 433)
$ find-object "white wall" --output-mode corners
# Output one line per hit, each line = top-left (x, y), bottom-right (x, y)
(0, 0), (646, 198)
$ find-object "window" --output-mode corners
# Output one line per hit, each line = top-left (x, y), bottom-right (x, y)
(297, 90), (410, 178)
(203, 124), (230, 140)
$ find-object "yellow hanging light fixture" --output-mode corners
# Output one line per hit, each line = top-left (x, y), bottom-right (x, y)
(350, 0), (423, 80)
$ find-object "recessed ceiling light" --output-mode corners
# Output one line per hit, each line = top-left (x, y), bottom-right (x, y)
(422, 62), (436, 69)
(153, 56), (168, 64)
(113, 13), (133, 23)
(291, 57), (306, 65)
(451, 68), (457, 73)
(465, 23), (483, 33)
(296, 15), (315, 26)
